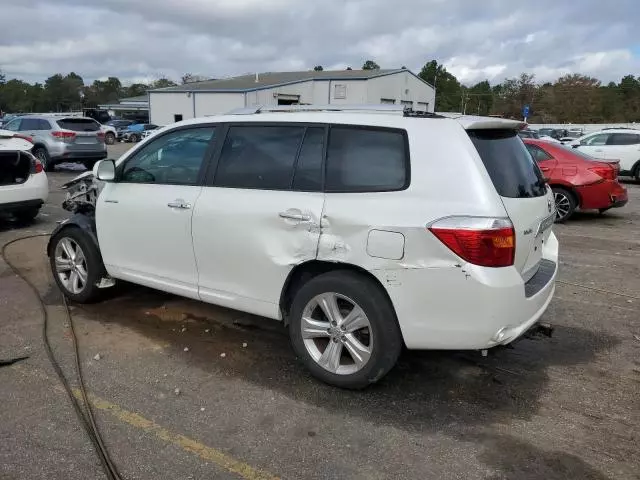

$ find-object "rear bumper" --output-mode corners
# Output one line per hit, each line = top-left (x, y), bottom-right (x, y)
(0, 172), (49, 209)
(576, 180), (628, 210)
(52, 151), (108, 161)
(0, 199), (44, 212)
(373, 232), (559, 350)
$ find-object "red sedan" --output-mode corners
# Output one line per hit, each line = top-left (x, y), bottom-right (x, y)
(523, 139), (628, 222)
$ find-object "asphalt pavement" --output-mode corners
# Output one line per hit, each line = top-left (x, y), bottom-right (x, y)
(0, 143), (638, 479)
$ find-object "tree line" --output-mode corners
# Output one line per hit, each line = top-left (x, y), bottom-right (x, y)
(1, 60), (640, 123)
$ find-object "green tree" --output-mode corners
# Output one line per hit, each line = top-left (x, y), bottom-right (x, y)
(418, 60), (462, 112)
(362, 60), (380, 70)
(150, 77), (177, 89)
(468, 80), (493, 116)
(123, 83), (149, 97)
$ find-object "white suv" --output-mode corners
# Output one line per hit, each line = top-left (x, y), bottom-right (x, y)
(47, 105), (559, 388)
(571, 128), (640, 181)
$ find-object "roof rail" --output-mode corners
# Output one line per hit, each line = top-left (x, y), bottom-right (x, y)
(226, 104), (407, 115)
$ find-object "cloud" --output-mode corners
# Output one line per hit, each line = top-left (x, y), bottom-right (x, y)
(0, 0), (639, 86)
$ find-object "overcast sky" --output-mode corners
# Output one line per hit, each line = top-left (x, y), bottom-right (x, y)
(1, 0), (639, 86)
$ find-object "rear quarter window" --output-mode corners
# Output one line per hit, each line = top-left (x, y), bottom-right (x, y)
(469, 129), (546, 198)
(56, 118), (101, 132)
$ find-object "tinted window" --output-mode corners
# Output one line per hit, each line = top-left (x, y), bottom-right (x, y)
(326, 127), (407, 192)
(19, 118), (41, 130)
(526, 144), (553, 162)
(469, 129), (546, 198)
(292, 127), (324, 191)
(582, 133), (609, 146)
(57, 118), (101, 132)
(38, 119), (52, 130)
(120, 127), (215, 185)
(607, 133), (640, 145)
(214, 125), (305, 189)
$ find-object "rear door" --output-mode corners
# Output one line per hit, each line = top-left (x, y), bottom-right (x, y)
(525, 142), (558, 179)
(469, 129), (554, 281)
(192, 123), (326, 319)
(605, 133), (640, 172)
(577, 133), (610, 160)
(55, 118), (104, 153)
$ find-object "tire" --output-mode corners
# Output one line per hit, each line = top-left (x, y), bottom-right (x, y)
(288, 271), (403, 389)
(104, 132), (115, 145)
(130, 133), (140, 143)
(598, 208), (610, 215)
(552, 187), (577, 222)
(633, 162), (640, 183)
(14, 207), (39, 223)
(32, 146), (53, 172)
(49, 227), (106, 303)
(82, 159), (97, 171)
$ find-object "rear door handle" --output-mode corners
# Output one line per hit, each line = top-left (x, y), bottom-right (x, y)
(168, 199), (191, 209)
(279, 210), (311, 222)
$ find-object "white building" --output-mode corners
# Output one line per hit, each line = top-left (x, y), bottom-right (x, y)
(148, 69), (436, 125)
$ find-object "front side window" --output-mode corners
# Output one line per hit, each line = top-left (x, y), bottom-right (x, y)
(292, 127), (324, 191)
(326, 127), (408, 192)
(582, 134), (609, 146)
(214, 125), (305, 189)
(120, 127), (215, 185)
(20, 118), (42, 130)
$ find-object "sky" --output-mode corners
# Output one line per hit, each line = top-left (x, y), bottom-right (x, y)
(0, 0), (639, 86)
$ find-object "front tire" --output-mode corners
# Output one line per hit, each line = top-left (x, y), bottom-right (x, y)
(49, 228), (105, 303)
(552, 187), (577, 222)
(130, 133), (140, 143)
(288, 271), (403, 389)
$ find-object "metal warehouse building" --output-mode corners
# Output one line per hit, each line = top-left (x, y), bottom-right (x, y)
(148, 69), (435, 125)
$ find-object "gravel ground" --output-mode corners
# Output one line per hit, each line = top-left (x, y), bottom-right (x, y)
(0, 147), (638, 479)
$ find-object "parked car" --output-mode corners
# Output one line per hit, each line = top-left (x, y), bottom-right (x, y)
(570, 129), (640, 181)
(518, 129), (540, 139)
(538, 128), (561, 140)
(46, 106), (558, 388)
(1, 115), (107, 171)
(0, 129), (49, 221)
(524, 139), (627, 221)
(140, 125), (160, 140)
(100, 124), (117, 145)
(122, 123), (159, 143)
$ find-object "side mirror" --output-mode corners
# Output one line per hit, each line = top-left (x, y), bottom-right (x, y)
(96, 159), (116, 181)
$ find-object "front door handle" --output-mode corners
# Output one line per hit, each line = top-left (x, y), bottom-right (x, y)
(168, 199), (191, 209)
(279, 210), (311, 222)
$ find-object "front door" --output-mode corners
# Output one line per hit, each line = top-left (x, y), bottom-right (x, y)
(577, 133), (610, 160)
(96, 125), (217, 299)
(192, 124), (326, 319)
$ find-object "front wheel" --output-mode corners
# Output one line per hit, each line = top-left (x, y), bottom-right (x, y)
(49, 228), (106, 303)
(288, 271), (403, 389)
(552, 187), (577, 222)
(129, 133), (140, 143)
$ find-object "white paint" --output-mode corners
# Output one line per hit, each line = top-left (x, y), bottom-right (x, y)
(569, 129), (640, 174)
(149, 92), (194, 126)
(366, 71), (435, 112)
(96, 110), (558, 357)
(193, 92), (244, 117)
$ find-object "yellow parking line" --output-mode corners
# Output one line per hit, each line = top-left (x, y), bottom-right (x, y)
(72, 389), (280, 480)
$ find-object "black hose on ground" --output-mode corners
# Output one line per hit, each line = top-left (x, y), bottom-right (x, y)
(1, 233), (122, 480)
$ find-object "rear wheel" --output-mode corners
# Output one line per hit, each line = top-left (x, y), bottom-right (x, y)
(32, 146), (53, 172)
(633, 162), (640, 183)
(49, 228), (105, 303)
(288, 271), (403, 389)
(552, 187), (577, 222)
(104, 132), (115, 145)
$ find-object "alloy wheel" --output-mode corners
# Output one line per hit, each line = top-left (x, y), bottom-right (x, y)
(54, 237), (89, 294)
(301, 292), (373, 375)
(554, 191), (571, 221)
(34, 149), (48, 168)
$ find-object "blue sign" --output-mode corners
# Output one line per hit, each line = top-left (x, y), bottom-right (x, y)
(522, 104), (530, 117)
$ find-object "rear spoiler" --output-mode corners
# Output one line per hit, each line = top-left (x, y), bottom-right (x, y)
(436, 113), (527, 131)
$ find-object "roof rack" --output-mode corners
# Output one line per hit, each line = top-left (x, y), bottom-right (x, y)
(226, 104), (444, 117)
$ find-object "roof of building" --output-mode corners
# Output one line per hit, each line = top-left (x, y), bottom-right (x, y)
(151, 69), (430, 93)
(118, 95), (148, 103)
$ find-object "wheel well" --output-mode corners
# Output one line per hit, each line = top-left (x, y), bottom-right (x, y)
(32, 143), (47, 152)
(632, 160), (640, 177)
(279, 261), (397, 326)
(550, 184), (580, 207)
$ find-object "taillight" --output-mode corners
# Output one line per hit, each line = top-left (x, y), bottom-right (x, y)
(588, 165), (615, 181)
(97, 131), (105, 142)
(30, 157), (43, 174)
(51, 131), (76, 143)
(428, 217), (515, 268)
(14, 134), (33, 143)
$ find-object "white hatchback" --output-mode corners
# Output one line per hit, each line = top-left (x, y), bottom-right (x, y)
(47, 105), (558, 388)
(0, 130), (49, 221)
(571, 128), (640, 181)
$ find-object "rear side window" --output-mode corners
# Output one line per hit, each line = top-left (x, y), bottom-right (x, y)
(292, 127), (324, 191)
(469, 129), (546, 198)
(525, 144), (553, 162)
(326, 127), (408, 192)
(607, 133), (640, 145)
(56, 118), (101, 132)
(214, 125), (305, 189)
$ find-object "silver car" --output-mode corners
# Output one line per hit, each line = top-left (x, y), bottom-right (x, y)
(1, 115), (107, 171)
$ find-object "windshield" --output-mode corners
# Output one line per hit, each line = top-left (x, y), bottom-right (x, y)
(469, 129), (547, 198)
